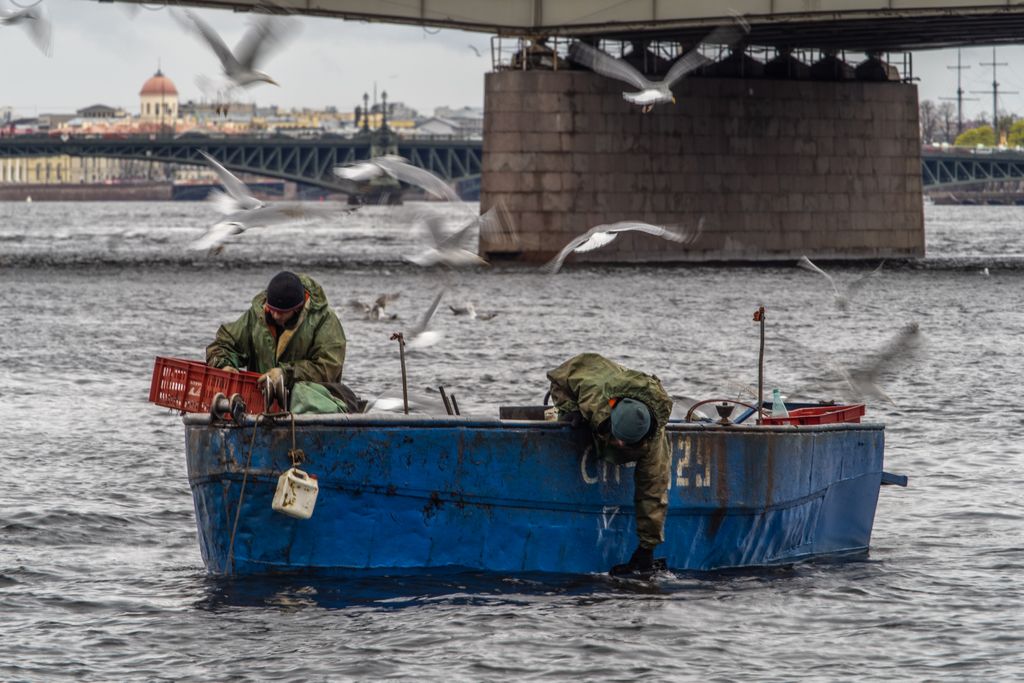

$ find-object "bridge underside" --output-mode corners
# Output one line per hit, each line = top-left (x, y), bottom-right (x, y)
(97, 0), (1024, 50)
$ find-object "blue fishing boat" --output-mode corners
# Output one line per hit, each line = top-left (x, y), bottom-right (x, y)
(182, 404), (906, 576)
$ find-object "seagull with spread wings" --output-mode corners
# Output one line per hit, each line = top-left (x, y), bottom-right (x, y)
(334, 155), (460, 202)
(541, 218), (704, 274)
(405, 208), (503, 268)
(1, 2), (52, 57)
(176, 10), (297, 89)
(188, 150), (349, 251)
(797, 255), (885, 312)
(405, 288), (447, 350)
(838, 322), (922, 404)
(568, 15), (749, 112)
(785, 323), (923, 405)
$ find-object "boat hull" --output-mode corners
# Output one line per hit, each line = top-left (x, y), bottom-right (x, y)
(184, 415), (885, 576)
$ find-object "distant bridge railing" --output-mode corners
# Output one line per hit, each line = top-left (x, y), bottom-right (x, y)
(0, 134), (483, 192)
(921, 147), (1024, 189)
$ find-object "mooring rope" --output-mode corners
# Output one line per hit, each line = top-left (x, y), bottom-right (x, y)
(226, 409), (298, 574)
(227, 414), (262, 575)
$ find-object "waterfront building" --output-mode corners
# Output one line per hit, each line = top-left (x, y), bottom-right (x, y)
(139, 69), (179, 125)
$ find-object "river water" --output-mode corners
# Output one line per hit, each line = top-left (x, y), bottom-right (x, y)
(0, 201), (1021, 681)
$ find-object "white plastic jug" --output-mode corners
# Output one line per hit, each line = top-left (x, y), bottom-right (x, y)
(271, 467), (319, 520)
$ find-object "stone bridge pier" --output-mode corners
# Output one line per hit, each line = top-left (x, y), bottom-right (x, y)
(479, 70), (924, 263)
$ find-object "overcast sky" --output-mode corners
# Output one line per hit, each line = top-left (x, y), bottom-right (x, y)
(3, 0), (1024, 122)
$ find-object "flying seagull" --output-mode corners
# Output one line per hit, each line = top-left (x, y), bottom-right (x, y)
(568, 15), (749, 112)
(541, 218), (704, 274)
(189, 206), (313, 252)
(365, 389), (448, 414)
(0, 2), (52, 57)
(782, 323), (923, 406)
(176, 10), (297, 89)
(334, 155), (460, 202)
(405, 287), (447, 350)
(196, 150), (262, 213)
(797, 255), (885, 312)
(837, 322), (922, 404)
(405, 209), (502, 268)
(188, 150), (348, 251)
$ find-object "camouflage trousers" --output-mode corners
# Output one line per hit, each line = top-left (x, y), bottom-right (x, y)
(606, 431), (671, 549)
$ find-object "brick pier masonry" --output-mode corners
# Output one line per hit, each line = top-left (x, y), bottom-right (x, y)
(479, 70), (924, 263)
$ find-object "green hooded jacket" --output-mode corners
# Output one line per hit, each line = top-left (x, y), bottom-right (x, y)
(547, 353), (673, 464)
(206, 274), (346, 387)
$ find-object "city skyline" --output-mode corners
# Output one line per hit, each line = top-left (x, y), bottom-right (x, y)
(3, 0), (1024, 121)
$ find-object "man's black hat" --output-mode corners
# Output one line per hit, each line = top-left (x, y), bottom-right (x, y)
(266, 271), (305, 312)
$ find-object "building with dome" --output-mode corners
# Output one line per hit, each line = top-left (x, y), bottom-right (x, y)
(139, 69), (178, 124)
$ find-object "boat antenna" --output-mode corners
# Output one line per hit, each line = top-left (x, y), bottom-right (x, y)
(753, 305), (765, 425)
(390, 331), (409, 414)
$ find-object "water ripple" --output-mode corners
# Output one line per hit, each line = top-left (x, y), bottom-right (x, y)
(0, 202), (1022, 681)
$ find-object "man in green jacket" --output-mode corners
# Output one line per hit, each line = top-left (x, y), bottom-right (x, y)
(547, 353), (673, 576)
(207, 271), (349, 412)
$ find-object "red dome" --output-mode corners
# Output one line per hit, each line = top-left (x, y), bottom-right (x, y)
(140, 70), (178, 97)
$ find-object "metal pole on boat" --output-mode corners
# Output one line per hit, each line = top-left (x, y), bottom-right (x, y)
(438, 386), (453, 415)
(754, 305), (765, 425)
(390, 332), (409, 414)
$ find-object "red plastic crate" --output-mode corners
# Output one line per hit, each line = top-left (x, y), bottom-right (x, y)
(762, 404), (865, 426)
(149, 357), (267, 414)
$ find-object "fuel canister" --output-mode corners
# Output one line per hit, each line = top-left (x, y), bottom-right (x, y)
(271, 467), (319, 519)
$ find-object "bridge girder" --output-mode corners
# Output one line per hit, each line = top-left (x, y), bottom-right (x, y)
(0, 136), (483, 190)
(92, 0), (1024, 51)
(921, 152), (1024, 189)
(0, 136), (1019, 191)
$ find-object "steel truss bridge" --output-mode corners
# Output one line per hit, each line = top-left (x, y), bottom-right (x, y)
(0, 136), (1020, 192)
(921, 149), (1024, 190)
(0, 135), (483, 196)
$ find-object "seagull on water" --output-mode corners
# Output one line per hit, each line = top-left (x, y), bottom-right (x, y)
(404, 288), (447, 350)
(541, 218), (704, 274)
(568, 14), (749, 112)
(176, 10), (297, 89)
(449, 302), (498, 321)
(1, 2), (52, 57)
(334, 155), (460, 202)
(797, 255), (885, 312)
(188, 150), (350, 251)
(349, 293), (401, 321)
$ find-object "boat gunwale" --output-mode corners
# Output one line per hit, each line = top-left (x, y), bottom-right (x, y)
(181, 412), (884, 433)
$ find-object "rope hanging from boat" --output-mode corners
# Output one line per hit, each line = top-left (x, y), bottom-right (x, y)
(287, 412), (305, 468)
(227, 414), (263, 575)
(227, 412), (303, 574)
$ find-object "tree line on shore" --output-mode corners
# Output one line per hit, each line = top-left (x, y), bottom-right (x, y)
(920, 99), (1024, 147)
